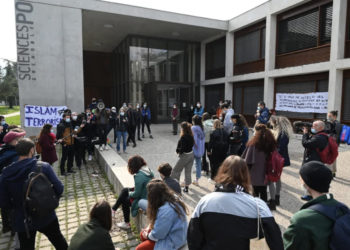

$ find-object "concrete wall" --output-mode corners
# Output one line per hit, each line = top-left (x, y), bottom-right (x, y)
(15, 0), (84, 136)
(200, 0), (350, 119)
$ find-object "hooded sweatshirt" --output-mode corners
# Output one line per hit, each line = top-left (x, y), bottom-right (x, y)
(0, 158), (63, 232)
(129, 166), (154, 217)
(192, 125), (205, 158)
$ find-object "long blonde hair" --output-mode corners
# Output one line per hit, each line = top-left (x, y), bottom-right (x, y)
(270, 115), (293, 139)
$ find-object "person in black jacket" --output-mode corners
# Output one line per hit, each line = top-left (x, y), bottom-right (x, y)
(135, 103), (142, 141)
(170, 122), (195, 193)
(158, 163), (181, 195)
(302, 120), (328, 164)
(207, 119), (229, 180)
(187, 155), (283, 250)
(109, 107), (117, 143)
(126, 104), (137, 148)
(301, 120), (328, 201)
(228, 114), (244, 156)
(116, 108), (128, 153)
(326, 110), (342, 177)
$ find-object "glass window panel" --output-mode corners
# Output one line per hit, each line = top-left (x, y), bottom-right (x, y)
(278, 9), (319, 54)
(168, 41), (185, 82)
(149, 39), (167, 82)
(320, 4), (333, 45)
(233, 87), (242, 114)
(261, 28), (266, 59)
(235, 30), (260, 64)
(343, 79), (350, 121)
(205, 37), (225, 79)
(243, 86), (264, 115)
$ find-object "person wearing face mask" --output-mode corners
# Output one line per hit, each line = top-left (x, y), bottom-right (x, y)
(325, 110), (342, 177)
(187, 105), (194, 123)
(85, 108), (96, 161)
(255, 101), (270, 125)
(116, 108), (129, 153)
(141, 102), (153, 139)
(0, 138), (68, 250)
(301, 120), (329, 201)
(38, 124), (58, 166)
(135, 103), (142, 141)
(126, 103), (137, 148)
(0, 115), (9, 145)
(89, 97), (98, 111)
(56, 113), (75, 176)
(193, 102), (204, 118)
(95, 102), (109, 151)
(171, 104), (179, 135)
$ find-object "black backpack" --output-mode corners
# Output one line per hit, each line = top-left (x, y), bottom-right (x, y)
(24, 161), (59, 218)
(310, 202), (350, 250)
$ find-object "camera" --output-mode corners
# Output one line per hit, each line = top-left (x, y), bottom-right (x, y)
(293, 121), (313, 133)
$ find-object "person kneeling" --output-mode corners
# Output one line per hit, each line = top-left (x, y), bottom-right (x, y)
(136, 179), (188, 250)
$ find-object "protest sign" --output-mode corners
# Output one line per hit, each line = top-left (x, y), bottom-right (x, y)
(275, 92), (328, 113)
(24, 105), (67, 127)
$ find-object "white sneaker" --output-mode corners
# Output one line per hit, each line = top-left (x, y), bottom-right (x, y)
(88, 155), (92, 161)
(104, 145), (109, 151)
(117, 222), (131, 230)
(99, 146), (103, 151)
(192, 180), (199, 186)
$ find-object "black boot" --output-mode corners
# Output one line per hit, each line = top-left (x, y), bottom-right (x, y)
(268, 199), (276, 211)
(275, 195), (280, 206)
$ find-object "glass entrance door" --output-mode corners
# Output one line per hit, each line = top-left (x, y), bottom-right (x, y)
(156, 84), (192, 123)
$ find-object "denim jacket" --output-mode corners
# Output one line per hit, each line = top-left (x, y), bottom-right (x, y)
(148, 202), (187, 250)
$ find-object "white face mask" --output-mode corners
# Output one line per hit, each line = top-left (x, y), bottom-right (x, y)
(120, 112), (124, 116)
(143, 105), (147, 108)
(197, 104), (200, 108)
(50, 129), (54, 133)
(72, 116), (77, 121)
(136, 105), (140, 109)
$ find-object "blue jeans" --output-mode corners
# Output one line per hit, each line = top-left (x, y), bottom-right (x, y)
(138, 199), (148, 211)
(194, 156), (202, 180)
(116, 131), (127, 152)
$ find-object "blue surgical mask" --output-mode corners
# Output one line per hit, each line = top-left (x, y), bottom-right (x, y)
(120, 112), (124, 116)
(1, 121), (5, 125)
(65, 118), (71, 123)
(50, 129), (54, 133)
(257, 107), (261, 111)
(311, 128), (317, 134)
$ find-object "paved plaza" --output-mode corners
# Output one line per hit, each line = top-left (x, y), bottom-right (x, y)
(1, 124), (350, 249)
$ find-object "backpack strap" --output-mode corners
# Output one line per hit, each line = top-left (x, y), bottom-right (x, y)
(309, 202), (349, 222)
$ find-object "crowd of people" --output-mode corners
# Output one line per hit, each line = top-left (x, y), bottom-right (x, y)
(0, 98), (349, 250)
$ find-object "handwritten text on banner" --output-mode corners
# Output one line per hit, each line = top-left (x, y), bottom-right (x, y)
(275, 92), (328, 113)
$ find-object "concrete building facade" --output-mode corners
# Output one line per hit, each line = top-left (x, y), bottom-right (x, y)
(14, 0), (350, 134)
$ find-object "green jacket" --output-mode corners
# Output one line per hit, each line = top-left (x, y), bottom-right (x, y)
(283, 194), (337, 250)
(129, 166), (154, 217)
(68, 219), (114, 250)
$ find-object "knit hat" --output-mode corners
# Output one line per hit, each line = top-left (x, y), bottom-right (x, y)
(3, 131), (26, 143)
(300, 161), (333, 193)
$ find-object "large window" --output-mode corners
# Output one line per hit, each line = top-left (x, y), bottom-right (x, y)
(235, 28), (265, 64)
(205, 37), (226, 80)
(277, 3), (333, 55)
(275, 74), (329, 120)
(233, 80), (264, 126)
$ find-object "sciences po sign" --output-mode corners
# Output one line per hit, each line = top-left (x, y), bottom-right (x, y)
(15, 0), (36, 81)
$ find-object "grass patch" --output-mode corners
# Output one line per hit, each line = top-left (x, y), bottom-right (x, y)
(5, 114), (20, 125)
(0, 106), (19, 115)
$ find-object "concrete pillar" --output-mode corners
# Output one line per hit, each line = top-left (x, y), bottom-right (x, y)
(330, 0), (348, 61)
(225, 82), (233, 101)
(225, 32), (234, 101)
(328, 0), (348, 114)
(200, 42), (206, 105)
(200, 85), (205, 106)
(264, 14), (277, 108)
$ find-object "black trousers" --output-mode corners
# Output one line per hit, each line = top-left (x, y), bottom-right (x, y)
(18, 218), (67, 250)
(172, 119), (178, 134)
(60, 145), (74, 174)
(112, 188), (131, 223)
(253, 186), (267, 202)
(127, 125), (136, 145)
(142, 118), (151, 135)
(136, 122), (141, 139)
(98, 124), (108, 146)
(74, 141), (86, 168)
(202, 143), (209, 173)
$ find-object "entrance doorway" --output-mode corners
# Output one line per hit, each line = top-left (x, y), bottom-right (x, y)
(144, 83), (193, 123)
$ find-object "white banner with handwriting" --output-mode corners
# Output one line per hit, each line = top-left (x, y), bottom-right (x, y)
(275, 92), (328, 113)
